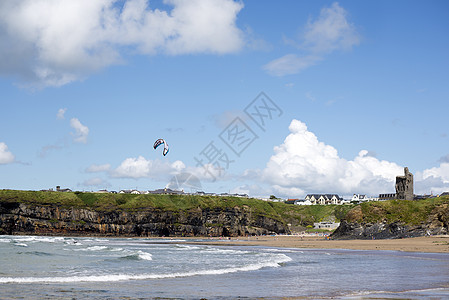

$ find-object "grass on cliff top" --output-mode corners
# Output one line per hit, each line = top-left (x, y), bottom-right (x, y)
(0, 189), (355, 226)
(346, 196), (449, 225)
(0, 189), (84, 207)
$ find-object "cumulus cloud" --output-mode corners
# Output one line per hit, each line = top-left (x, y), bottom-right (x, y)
(0, 0), (244, 87)
(264, 2), (360, 76)
(109, 155), (227, 184)
(111, 156), (185, 179)
(232, 120), (449, 198)
(70, 118), (89, 144)
(0, 142), (15, 164)
(415, 163), (449, 195)
(253, 119), (403, 197)
(56, 108), (67, 120)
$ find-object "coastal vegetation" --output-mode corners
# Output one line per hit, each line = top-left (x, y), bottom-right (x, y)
(1, 189), (448, 238)
(0, 189), (354, 228)
(345, 196), (449, 225)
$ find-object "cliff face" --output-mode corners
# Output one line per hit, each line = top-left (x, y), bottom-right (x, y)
(331, 203), (449, 239)
(0, 202), (290, 237)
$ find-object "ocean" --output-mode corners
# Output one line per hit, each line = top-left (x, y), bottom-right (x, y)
(1, 235), (449, 299)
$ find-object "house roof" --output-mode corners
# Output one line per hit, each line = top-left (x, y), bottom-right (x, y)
(306, 194), (342, 199)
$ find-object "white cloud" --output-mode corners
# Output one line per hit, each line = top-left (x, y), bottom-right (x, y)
(100, 154), (225, 184)
(415, 163), (449, 195)
(56, 108), (67, 120)
(302, 2), (360, 54)
(70, 118), (89, 144)
(163, 0), (244, 55)
(111, 156), (152, 178)
(111, 156), (185, 179)
(264, 2), (360, 76)
(254, 119), (403, 197)
(263, 54), (321, 76)
(235, 120), (449, 198)
(86, 163), (111, 173)
(0, 0), (244, 87)
(0, 142), (15, 164)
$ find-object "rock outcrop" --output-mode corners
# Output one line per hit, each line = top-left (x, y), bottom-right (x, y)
(331, 203), (449, 239)
(0, 202), (290, 237)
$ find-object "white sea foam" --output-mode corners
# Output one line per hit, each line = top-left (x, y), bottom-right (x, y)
(144, 239), (187, 243)
(261, 248), (300, 253)
(86, 246), (108, 251)
(38, 237), (65, 243)
(64, 238), (81, 245)
(70, 246), (108, 252)
(174, 244), (201, 250)
(110, 247), (123, 252)
(136, 250), (153, 261)
(11, 237), (35, 243)
(200, 247), (249, 255)
(0, 253), (290, 284)
(12, 236), (65, 244)
(121, 250), (153, 261)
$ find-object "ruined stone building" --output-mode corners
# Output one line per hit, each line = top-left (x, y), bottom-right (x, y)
(395, 167), (414, 200)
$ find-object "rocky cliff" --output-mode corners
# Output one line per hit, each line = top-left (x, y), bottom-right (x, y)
(331, 203), (449, 239)
(0, 201), (290, 237)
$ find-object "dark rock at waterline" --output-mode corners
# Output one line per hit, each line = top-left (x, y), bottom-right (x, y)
(331, 203), (449, 240)
(0, 202), (290, 237)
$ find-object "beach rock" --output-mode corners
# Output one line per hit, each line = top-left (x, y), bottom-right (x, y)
(0, 201), (290, 237)
(331, 203), (449, 239)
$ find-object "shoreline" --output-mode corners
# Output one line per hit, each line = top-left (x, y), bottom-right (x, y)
(5, 233), (449, 253)
(180, 235), (449, 253)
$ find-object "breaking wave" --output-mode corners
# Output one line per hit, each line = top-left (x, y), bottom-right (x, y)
(121, 250), (153, 261)
(0, 253), (290, 283)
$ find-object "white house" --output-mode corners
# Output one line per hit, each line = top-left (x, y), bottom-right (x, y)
(294, 199), (312, 205)
(351, 194), (379, 203)
(305, 194), (343, 205)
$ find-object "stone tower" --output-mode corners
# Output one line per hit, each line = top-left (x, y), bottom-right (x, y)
(395, 167), (414, 200)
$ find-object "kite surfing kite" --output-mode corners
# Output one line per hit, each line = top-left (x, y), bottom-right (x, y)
(154, 138), (169, 156)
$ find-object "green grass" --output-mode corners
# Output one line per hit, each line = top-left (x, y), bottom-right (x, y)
(348, 197), (449, 225)
(3, 189), (445, 227)
(0, 189), (355, 227)
(0, 189), (84, 207)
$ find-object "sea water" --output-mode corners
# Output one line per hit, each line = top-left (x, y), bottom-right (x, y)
(1, 235), (449, 299)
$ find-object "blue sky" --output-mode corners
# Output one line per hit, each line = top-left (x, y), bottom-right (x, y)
(1, 0), (448, 198)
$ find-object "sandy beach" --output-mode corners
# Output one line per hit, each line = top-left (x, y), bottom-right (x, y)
(185, 235), (449, 253)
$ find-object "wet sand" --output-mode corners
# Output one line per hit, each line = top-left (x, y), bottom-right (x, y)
(186, 235), (449, 253)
